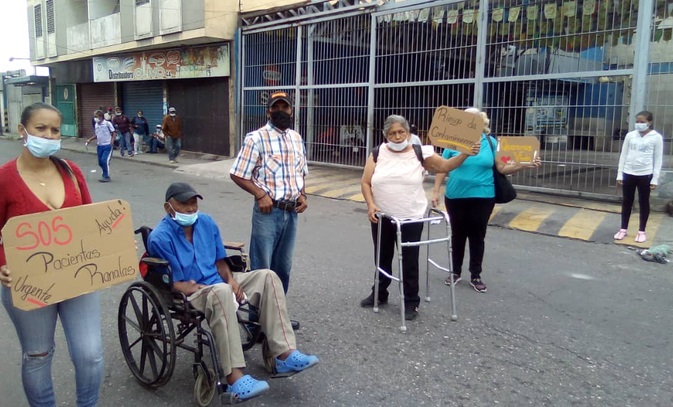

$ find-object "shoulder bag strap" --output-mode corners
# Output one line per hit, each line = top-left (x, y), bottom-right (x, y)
(61, 159), (82, 199)
(486, 135), (497, 168)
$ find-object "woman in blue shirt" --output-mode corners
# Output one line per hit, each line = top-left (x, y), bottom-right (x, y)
(431, 108), (540, 293)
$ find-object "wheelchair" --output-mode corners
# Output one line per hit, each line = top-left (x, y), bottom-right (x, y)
(117, 226), (275, 406)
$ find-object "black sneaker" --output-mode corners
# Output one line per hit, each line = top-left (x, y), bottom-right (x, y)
(291, 319), (300, 331)
(444, 273), (462, 286)
(404, 306), (419, 321)
(360, 292), (388, 307)
(470, 278), (487, 293)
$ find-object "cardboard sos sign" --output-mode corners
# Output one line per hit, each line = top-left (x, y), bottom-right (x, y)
(2, 200), (137, 311)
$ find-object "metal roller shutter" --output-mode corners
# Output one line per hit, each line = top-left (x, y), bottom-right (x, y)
(120, 82), (164, 131)
(166, 78), (229, 156)
(78, 83), (115, 139)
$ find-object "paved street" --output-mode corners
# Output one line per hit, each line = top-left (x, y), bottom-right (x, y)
(1, 139), (673, 407)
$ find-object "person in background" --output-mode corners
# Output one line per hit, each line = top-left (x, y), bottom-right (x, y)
(91, 106), (103, 131)
(614, 110), (663, 243)
(131, 110), (149, 155)
(431, 108), (540, 294)
(86, 110), (116, 182)
(230, 91), (307, 297)
(103, 106), (119, 149)
(103, 106), (113, 121)
(111, 106), (134, 157)
(359, 114), (478, 320)
(0, 102), (103, 407)
(148, 124), (166, 154)
(162, 106), (183, 163)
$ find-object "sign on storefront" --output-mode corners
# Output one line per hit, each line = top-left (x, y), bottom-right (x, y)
(93, 44), (230, 82)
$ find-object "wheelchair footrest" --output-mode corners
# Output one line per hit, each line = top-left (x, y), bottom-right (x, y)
(220, 391), (240, 405)
(269, 371), (297, 379)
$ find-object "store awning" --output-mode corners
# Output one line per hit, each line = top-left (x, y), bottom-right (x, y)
(5, 75), (49, 87)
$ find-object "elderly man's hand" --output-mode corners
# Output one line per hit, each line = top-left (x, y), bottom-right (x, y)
(296, 195), (308, 213)
(229, 279), (245, 303)
(257, 195), (273, 214)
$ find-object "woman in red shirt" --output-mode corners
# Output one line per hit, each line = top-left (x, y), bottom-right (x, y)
(0, 103), (102, 407)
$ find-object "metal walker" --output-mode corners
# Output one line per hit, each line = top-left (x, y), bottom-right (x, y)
(373, 208), (457, 332)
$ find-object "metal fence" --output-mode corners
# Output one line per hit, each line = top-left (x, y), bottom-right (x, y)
(240, 0), (673, 199)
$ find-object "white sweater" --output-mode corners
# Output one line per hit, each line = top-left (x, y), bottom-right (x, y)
(616, 129), (664, 184)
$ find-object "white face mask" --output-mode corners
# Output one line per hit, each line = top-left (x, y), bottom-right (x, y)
(169, 113), (176, 117)
(387, 140), (409, 152)
(634, 122), (649, 132)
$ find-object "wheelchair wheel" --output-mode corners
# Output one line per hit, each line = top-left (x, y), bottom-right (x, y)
(193, 366), (216, 407)
(118, 282), (177, 388)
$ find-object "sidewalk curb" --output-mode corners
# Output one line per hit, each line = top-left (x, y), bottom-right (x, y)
(0, 134), (224, 170)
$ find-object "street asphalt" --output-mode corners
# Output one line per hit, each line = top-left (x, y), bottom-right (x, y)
(0, 138), (672, 407)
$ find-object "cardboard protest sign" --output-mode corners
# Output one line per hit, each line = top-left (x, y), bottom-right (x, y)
(2, 200), (137, 311)
(495, 136), (540, 164)
(428, 106), (484, 154)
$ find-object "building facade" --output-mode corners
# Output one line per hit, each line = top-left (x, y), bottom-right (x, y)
(239, 0), (673, 202)
(26, 0), (261, 156)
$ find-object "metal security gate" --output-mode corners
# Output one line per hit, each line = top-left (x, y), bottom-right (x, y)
(240, 0), (673, 199)
(121, 81), (164, 131)
(166, 78), (230, 156)
(78, 82), (115, 139)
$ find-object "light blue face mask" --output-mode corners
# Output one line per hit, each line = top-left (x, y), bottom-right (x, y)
(387, 139), (409, 152)
(24, 132), (61, 158)
(168, 203), (199, 227)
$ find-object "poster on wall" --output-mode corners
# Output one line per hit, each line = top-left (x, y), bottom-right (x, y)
(93, 44), (230, 82)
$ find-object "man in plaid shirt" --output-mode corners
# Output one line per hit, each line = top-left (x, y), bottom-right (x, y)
(230, 91), (308, 297)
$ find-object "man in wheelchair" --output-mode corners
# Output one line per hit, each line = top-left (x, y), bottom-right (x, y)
(147, 182), (319, 402)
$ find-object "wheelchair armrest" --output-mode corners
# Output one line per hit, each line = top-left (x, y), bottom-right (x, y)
(141, 257), (170, 267)
(224, 241), (245, 250)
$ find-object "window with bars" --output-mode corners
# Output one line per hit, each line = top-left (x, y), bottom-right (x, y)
(46, 0), (54, 34)
(34, 4), (43, 38)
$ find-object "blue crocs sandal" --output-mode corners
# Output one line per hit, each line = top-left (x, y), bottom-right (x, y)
(274, 350), (319, 377)
(224, 375), (269, 403)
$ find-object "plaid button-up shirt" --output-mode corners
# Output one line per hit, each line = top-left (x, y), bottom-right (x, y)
(230, 123), (308, 201)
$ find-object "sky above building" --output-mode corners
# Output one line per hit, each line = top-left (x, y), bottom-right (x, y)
(0, 1), (31, 72)
(0, 1), (47, 75)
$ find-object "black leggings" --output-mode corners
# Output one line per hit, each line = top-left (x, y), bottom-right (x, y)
(370, 220), (424, 308)
(445, 197), (495, 280)
(620, 173), (653, 231)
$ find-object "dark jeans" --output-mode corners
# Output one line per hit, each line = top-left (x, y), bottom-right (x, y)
(149, 137), (165, 153)
(119, 131), (133, 155)
(620, 173), (653, 231)
(445, 197), (495, 280)
(166, 137), (181, 161)
(369, 219), (424, 308)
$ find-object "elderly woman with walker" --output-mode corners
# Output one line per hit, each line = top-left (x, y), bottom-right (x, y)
(359, 114), (479, 322)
